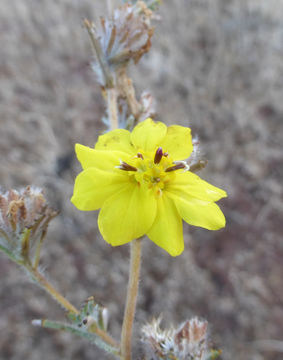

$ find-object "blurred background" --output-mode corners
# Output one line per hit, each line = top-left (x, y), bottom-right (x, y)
(0, 0), (283, 359)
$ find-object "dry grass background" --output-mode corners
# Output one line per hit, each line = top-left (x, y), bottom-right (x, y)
(0, 0), (283, 359)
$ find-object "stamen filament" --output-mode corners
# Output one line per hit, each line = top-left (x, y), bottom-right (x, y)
(165, 162), (186, 172)
(117, 161), (137, 172)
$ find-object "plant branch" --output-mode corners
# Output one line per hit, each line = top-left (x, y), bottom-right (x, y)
(116, 67), (141, 124)
(94, 327), (120, 350)
(107, 87), (119, 130)
(25, 264), (79, 314)
(84, 19), (114, 88)
(32, 319), (120, 357)
(0, 243), (18, 262)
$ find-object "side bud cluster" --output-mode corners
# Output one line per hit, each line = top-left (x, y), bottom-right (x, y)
(68, 296), (109, 333)
(0, 186), (57, 266)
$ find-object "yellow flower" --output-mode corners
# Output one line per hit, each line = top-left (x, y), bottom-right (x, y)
(71, 118), (226, 256)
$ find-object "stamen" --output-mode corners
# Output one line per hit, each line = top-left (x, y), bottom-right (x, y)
(154, 147), (163, 164)
(163, 152), (168, 157)
(116, 161), (137, 172)
(137, 152), (144, 159)
(165, 161), (187, 172)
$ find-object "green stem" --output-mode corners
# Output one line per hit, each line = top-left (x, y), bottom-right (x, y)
(26, 266), (120, 351)
(120, 239), (142, 360)
(25, 264), (79, 314)
(0, 243), (18, 262)
(32, 319), (120, 356)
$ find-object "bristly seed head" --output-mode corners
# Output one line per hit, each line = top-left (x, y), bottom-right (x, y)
(154, 147), (163, 164)
(141, 316), (210, 360)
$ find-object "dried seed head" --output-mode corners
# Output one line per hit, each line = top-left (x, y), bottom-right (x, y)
(174, 318), (208, 359)
(142, 317), (210, 360)
(0, 186), (57, 261)
(96, 2), (154, 70)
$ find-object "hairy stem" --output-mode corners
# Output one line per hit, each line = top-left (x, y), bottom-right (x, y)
(32, 319), (120, 356)
(120, 239), (142, 360)
(26, 264), (79, 314)
(0, 243), (17, 262)
(116, 68), (141, 123)
(84, 19), (113, 88)
(95, 327), (120, 350)
(29, 267), (120, 351)
(107, 87), (119, 130)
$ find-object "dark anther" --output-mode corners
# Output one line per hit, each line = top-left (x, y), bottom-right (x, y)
(163, 152), (168, 157)
(82, 318), (88, 325)
(137, 152), (144, 159)
(154, 147), (163, 164)
(118, 161), (137, 172)
(165, 162), (186, 172)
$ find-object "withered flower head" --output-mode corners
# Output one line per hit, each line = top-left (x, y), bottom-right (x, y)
(142, 317), (209, 360)
(0, 186), (57, 263)
(97, 1), (154, 68)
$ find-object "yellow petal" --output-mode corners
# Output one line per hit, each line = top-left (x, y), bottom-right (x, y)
(147, 195), (184, 256)
(169, 192), (226, 230)
(71, 168), (127, 211)
(130, 118), (167, 152)
(95, 129), (135, 155)
(168, 171), (227, 202)
(159, 125), (193, 160)
(98, 183), (157, 246)
(75, 144), (132, 171)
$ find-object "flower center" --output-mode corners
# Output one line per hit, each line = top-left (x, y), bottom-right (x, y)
(118, 147), (187, 197)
